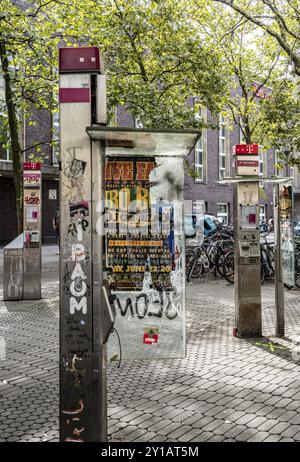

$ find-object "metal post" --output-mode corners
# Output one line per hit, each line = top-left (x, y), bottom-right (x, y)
(59, 47), (106, 442)
(233, 144), (262, 338)
(235, 181), (262, 337)
(274, 183), (285, 337)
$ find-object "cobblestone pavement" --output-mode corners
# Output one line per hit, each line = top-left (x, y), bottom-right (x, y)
(0, 279), (300, 442)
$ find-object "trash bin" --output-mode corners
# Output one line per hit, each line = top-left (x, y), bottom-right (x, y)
(3, 233), (41, 300)
(3, 234), (24, 300)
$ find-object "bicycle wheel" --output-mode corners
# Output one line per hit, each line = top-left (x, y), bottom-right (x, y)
(266, 245), (275, 275)
(190, 258), (204, 278)
(186, 249), (203, 281)
(185, 250), (196, 281)
(223, 250), (234, 284)
(215, 251), (225, 277)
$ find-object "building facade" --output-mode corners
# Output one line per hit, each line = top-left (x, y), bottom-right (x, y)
(1, 93), (299, 244)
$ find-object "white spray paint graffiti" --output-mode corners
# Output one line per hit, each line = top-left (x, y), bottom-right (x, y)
(69, 224), (88, 315)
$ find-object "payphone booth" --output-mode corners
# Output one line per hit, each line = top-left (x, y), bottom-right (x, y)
(59, 46), (200, 442)
(87, 127), (200, 360)
(217, 144), (294, 339)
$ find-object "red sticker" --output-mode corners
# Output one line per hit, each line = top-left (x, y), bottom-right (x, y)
(248, 214), (256, 224)
(143, 328), (159, 345)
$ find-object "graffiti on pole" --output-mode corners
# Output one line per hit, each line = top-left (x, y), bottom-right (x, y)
(279, 183), (295, 287)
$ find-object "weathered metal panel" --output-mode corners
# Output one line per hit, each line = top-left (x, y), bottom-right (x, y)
(23, 248), (41, 300)
(3, 248), (23, 300)
(59, 73), (94, 442)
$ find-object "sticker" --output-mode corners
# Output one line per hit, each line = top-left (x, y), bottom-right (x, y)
(248, 213), (256, 224)
(24, 190), (40, 206)
(49, 189), (57, 200)
(69, 201), (89, 218)
(24, 229), (39, 248)
(143, 327), (159, 345)
(24, 172), (41, 187)
(26, 206), (39, 222)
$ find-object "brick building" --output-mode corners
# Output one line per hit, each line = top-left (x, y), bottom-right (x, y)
(1, 92), (300, 245)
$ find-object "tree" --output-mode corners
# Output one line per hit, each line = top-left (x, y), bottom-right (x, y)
(257, 79), (300, 169)
(193, 2), (284, 145)
(0, 0), (88, 233)
(211, 0), (300, 77)
(1, 0), (228, 233)
(86, 0), (227, 128)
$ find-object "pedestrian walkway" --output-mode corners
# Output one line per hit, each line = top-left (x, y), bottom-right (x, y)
(0, 279), (300, 442)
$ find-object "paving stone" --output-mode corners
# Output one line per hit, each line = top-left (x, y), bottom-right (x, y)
(202, 419), (225, 433)
(247, 432), (270, 442)
(206, 434), (226, 442)
(1, 278), (300, 443)
(279, 425), (300, 439)
(294, 432), (300, 442)
(263, 435), (282, 442)
(235, 428), (257, 442)
(191, 432), (214, 442)
(257, 419), (279, 432)
(190, 416), (214, 429)
(269, 422), (292, 435)
(235, 414), (257, 426)
(177, 429), (202, 442)
(290, 414), (300, 425)
(167, 426), (192, 439)
(246, 416), (268, 429)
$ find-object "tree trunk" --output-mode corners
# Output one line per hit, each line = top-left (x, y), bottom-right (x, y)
(0, 40), (23, 235)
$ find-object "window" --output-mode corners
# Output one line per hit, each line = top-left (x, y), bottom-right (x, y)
(52, 111), (59, 165)
(274, 149), (285, 177)
(195, 138), (203, 181)
(194, 104), (207, 182)
(259, 205), (266, 223)
(258, 151), (264, 176)
(217, 203), (229, 224)
(0, 75), (11, 162)
(219, 115), (226, 179)
(259, 149), (268, 189)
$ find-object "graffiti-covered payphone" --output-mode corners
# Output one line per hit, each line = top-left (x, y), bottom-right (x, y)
(59, 46), (200, 442)
(86, 127), (200, 360)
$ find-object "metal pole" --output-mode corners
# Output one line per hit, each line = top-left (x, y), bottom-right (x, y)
(59, 47), (105, 442)
(235, 181), (262, 337)
(274, 183), (285, 337)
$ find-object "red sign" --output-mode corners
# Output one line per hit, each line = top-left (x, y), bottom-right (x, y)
(233, 144), (259, 155)
(59, 47), (101, 74)
(59, 88), (90, 103)
(23, 162), (41, 170)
